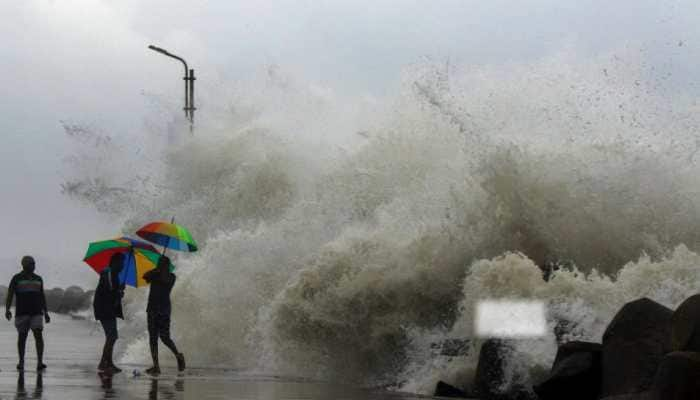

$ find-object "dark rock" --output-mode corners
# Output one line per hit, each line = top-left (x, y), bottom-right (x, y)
(551, 341), (601, 366)
(650, 351), (700, 400)
(599, 392), (652, 400)
(533, 341), (601, 400)
(474, 339), (536, 400)
(600, 298), (673, 398)
(434, 381), (469, 398)
(670, 294), (700, 352)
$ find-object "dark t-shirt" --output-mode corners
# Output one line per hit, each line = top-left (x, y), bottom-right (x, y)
(146, 272), (175, 315)
(9, 272), (46, 316)
(93, 270), (124, 321)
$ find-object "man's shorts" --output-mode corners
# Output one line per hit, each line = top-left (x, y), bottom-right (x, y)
(14, 315), (43, 333)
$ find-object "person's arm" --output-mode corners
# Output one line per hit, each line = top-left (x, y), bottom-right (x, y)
(40, 278), (50, 323)
(5, 277), (15, 320)
(142, 268), (158, 283)
(117, 279), (125, 298)
(111, 273), (123, 306)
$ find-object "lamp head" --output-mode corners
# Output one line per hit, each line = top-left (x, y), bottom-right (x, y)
(148, 45), (169, 55)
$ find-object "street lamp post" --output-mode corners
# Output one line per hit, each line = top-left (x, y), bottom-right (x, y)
(148, 45), (196, 134)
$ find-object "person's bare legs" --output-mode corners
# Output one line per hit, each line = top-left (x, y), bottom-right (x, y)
(159, 334), (185, 371)
(32, 329), (46, 370)
(99, 337), (118, 372)
(107, 338), (121, 373)
(146, 339), (160, 375)
(17, 330), (28, 370)
(98, 338), (109, 370)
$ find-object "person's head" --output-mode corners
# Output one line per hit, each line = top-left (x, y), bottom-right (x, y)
(157, 255), (170, 274)
(108, 253), (125, 275)
(21, 256), (35, 273)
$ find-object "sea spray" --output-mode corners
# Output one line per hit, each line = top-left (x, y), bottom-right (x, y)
(64, 52), (700, 393)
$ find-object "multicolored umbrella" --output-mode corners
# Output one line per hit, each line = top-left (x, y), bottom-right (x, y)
(83, 237), (174, 287)
(136, 221), (198, 252)
(120, 248), (175, 288)
(83, 237), (158, 275)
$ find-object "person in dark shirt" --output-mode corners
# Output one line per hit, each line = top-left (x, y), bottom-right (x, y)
(93, 253), (125, 373)
(143, 255), (185, 375)
(5, 256), (50, 371)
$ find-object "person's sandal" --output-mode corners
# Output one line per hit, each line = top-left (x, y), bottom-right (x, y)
(37, 363), (47, 371)
(176, 353), (186, 372)
(145, 366), (161, 376)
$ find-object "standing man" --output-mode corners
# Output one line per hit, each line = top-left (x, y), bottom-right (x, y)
(5, 256), (50, 371)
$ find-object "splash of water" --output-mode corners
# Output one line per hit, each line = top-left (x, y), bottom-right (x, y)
(64, 51), (700, 393)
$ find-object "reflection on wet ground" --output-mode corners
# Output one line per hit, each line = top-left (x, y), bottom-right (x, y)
(0, 314), (445, 399)
(15, 372), (43, 400)
(97, 373), (185, 400)
(1, 367), (446, 400)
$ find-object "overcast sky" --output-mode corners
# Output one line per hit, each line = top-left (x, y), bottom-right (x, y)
(2, 0), (699, 287)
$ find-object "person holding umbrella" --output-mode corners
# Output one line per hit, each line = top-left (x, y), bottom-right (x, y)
(135, 219), (196, 375)
(143, 255), (185, 375)
(93, 253), (125, 373)
(5, 256), (50, 371)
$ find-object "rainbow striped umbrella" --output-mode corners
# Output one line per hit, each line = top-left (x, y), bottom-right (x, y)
(83, 237), (158, 275)
(120, 248), (175, 288)
(83, 237), (174, 287)
(136, 221), (198, 252)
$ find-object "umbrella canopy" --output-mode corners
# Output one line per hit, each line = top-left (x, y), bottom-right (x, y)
(120, 248), (175, 288)
(83, 237), (173, 287)
(136, 221), (198, 252)
(83, 237), (158, 275)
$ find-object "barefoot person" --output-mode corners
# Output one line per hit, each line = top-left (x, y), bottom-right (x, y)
(143, 255), (185, 375)
(93, 253), (125, 373)
(5, 256), (50, 371)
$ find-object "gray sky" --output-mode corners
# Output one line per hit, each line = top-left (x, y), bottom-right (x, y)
(2, 0), (699, 287)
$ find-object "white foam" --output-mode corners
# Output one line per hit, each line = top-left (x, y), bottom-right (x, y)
(476, 300), (546, 338)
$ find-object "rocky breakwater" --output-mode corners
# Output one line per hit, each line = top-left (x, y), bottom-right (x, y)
(434, 295), (700, 400)
(535, 296), (700, 400)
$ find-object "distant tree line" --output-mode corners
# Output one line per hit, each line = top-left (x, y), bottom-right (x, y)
(0, 285), (93, 314)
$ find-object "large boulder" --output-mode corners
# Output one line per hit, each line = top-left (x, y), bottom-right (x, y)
(533, 341), (601, 400)
(434, 381), (470, 398)
(474, 339), (535, 400)
(650, 351), (700, 400)
(670, 294), (700, 352)
(600, 298), (673, 398)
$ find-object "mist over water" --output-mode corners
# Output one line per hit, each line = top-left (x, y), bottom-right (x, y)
(64, 52), (700, 394)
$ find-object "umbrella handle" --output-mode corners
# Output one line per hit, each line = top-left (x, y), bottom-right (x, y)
(162, 216), (175, 256)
